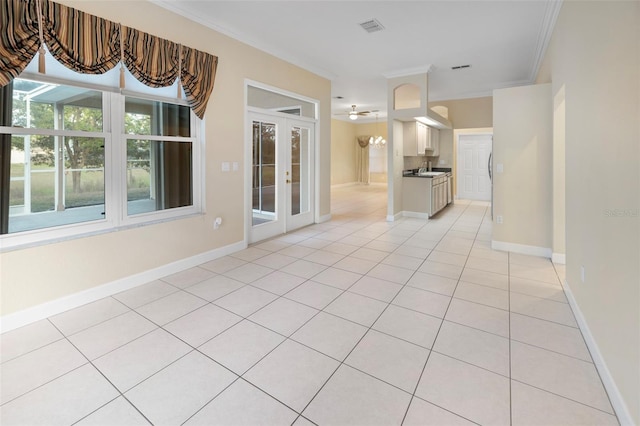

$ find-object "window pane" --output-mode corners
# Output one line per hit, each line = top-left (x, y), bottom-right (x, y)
(125, 98), (190, 137)
(127, 139), (192, 215)
(63, 137), (105, 209)
(12, 79), (103, 131)
(8, 136), (105, 233)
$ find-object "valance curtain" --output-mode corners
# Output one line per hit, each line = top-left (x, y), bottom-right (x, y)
(0, 0), (218, 119)
(356, 136), (370, 185)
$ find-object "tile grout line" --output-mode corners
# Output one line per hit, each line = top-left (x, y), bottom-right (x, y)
(8, 197), (610, 425)
(290, 207), (473, 422)
(398, 201), (483, 425)
(45, 317), (155, 426)
(509, 378), (620, 417)
(508, 249), (513, 426)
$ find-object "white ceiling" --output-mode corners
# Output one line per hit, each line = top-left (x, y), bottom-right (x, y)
(154, 0), (561, 122)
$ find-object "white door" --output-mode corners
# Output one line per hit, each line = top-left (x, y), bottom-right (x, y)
(457, 134), (492, 200)
(249, 112), (315, 243)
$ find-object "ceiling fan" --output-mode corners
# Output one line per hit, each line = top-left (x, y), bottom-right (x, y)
(338, 104), (377, 121)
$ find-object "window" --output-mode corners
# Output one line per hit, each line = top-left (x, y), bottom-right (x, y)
(125, 98), (193, 216)
(0, 78), (202, 249)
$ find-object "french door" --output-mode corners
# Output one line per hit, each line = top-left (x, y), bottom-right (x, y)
(249, 112), (315, 243)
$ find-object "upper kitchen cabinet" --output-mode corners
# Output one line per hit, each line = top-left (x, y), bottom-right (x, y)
(403, 121), (430, 156)
(429, 127), (440, 156)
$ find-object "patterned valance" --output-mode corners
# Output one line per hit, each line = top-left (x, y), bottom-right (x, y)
(0, 0), (218, 119)
(0, 0), (40, 84)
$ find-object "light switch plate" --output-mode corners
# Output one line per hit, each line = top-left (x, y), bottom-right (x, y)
(221, 162), (230, 172)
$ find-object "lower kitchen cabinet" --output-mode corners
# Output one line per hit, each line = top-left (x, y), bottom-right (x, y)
(402, 176), (449, 217)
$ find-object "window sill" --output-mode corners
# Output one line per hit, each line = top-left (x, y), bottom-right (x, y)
(0, 212), (205, 253)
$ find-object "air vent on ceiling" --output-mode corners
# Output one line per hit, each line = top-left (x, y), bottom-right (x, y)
(451, 64), (471, 70)
(359, 18), (385, 33)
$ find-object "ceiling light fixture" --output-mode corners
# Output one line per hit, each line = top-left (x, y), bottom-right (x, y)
(369, 114), (386, 148)
(349, 112), (358, 120)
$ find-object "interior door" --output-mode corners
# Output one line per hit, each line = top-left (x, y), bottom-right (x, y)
(249, 112), (314, 243)
(457, 134), (492, 200)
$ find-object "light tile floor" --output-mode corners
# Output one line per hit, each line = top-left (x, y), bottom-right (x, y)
(0, 184), (619, 425)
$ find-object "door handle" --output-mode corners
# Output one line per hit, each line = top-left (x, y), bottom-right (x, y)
(286, 179), (291, 184)
(488, 153), (492, 181)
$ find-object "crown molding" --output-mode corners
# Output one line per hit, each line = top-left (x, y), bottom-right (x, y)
(151, 0), (338, 81)
(428, 79), (532, 102)
(382, 65), (433, 79)
(528, 0), (563, 83)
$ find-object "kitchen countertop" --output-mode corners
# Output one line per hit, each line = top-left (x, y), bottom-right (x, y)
(403, 168), (452, 178)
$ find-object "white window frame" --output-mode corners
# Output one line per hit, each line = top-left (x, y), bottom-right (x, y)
(0, 76), (204, 252)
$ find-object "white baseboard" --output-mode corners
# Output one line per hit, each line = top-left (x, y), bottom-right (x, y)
(402, 211), (430, 220)
(562, 280), (635, 426)
(317, 213), (332, 224)
(491, 240), (552, 258)
(552, 252), (566, 264)
(0, 240), (246, 333)
(330, 182), (359, 188)
(386, 212), (403, 222)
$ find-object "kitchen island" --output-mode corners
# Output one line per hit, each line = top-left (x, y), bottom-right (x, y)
(402, 169), (452, 218)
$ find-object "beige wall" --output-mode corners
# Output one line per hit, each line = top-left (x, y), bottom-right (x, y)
(330, 119), (389, 185)
(401, 98), (493, 196)
(429, 96), (493, 129)
(492, 84), (553, 250)
(330, 119), (357, 185)
(355, 121), (388, 184)
(0, 0), (332, 316)
(540, 1), (639, 422)
(427, 97), (494, 193)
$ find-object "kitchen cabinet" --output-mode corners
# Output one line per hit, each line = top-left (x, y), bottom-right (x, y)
(429, 128), (440, 156)
(402, 174), (450, 217)
(430, 174), (448, 216)
(403, 121), (429, 156)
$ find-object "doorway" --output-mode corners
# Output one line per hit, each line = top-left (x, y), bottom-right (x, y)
(456, 133), (492, 201)
(249, 112), (315, 243)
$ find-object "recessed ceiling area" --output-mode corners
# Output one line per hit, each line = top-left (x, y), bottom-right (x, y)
(154, 1), (561, 121)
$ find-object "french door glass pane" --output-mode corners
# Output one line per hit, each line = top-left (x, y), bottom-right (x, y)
(291, 126), (309, 216)
(252, 121), (276, 226)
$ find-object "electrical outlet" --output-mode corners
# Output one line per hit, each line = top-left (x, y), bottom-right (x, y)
(580, 265), (585, 283)
(213, 217), (222, 230)
(496, 215), (503, 224)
